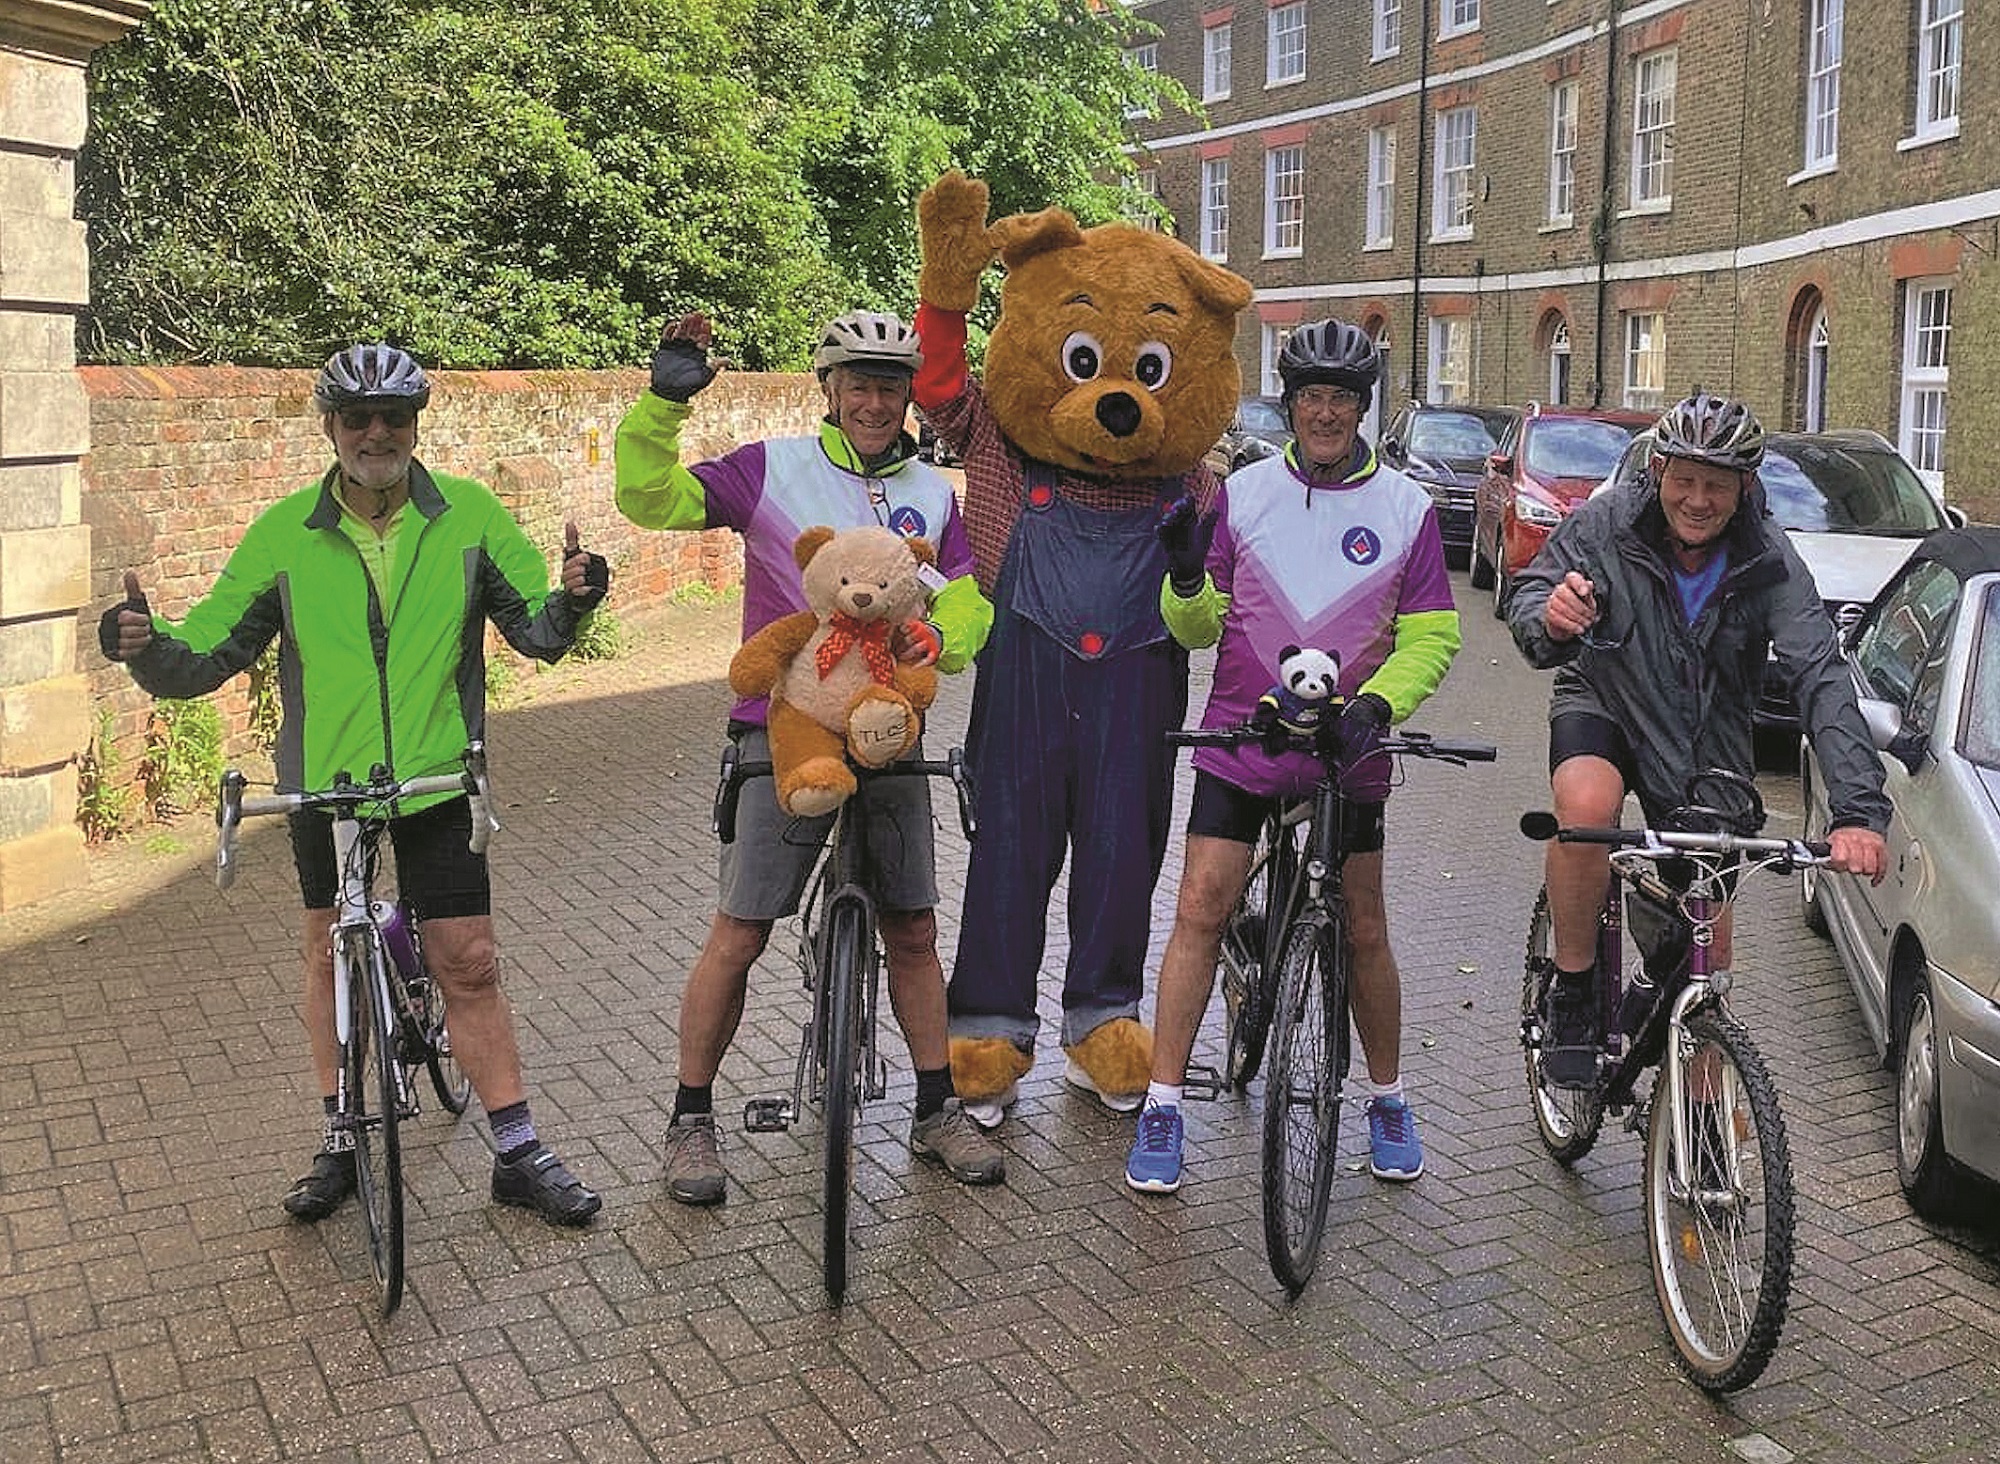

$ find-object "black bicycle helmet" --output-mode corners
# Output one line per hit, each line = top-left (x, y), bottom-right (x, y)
(1652, 392), (1765, 474)
(1278, 318), (1380, 403)
(312, 343), (431, 414)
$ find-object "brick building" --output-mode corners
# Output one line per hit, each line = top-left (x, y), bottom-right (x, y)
(1127, 0), (1996, 521)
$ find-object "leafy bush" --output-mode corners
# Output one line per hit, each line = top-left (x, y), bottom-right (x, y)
(141, 698), (224, 817)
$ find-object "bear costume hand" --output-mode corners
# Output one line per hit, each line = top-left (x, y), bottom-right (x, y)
(917, 171), (997, 313)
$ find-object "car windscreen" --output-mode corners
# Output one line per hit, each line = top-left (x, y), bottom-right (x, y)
(1408, 411), (1505, 462)
(1241, 400), (1288, 437)
(1760, 442), (1946, 536)
(1523, 418), (1641, 479)
(1964, 583), (2000, 769)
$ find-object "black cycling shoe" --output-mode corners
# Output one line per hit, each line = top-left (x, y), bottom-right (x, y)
(491, 1144), (602, 1227)
(282, 1148), (356, 1221)
(1542, 971), (1603, 1090)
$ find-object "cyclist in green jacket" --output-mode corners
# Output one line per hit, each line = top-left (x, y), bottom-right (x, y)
(99, 344), (608, 1228)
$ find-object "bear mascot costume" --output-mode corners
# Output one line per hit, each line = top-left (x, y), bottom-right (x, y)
(912, 169), (1253, 1125)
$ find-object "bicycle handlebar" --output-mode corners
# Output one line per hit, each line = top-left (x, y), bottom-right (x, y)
(215, 743), (499, 890)
(1519, 810), (1832, 866)
(711, 745), (978, 845)
(1167, 724), (1498, 767)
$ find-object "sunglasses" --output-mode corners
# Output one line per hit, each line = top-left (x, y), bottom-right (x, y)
(336, 405), (417, 431)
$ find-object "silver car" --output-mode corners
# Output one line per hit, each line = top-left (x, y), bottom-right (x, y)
(1800, 526), (2000, 1217)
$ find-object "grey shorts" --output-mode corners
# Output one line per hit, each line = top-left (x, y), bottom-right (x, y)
(718, 727), (940, 921)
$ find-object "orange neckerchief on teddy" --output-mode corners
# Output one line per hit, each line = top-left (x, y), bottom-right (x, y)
(816, 614), (898, 684)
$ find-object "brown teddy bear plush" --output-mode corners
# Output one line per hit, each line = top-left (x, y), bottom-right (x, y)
(911, 170), (1251, 1125)
(728, 525), (939, 817)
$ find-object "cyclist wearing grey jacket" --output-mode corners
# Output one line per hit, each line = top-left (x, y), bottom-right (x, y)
(1507, 392), (1888, 1086)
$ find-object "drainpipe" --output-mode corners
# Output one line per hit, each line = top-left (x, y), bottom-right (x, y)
(1410, 0), (1433, 402)
(1591, 0), (1621, 408)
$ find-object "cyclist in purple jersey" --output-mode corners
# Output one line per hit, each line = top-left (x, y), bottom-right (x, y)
(615, 310), (1004, 1204)
(1126, 319), (1463, 1194)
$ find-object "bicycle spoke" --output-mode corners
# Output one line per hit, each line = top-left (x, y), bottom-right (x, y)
(1261, 910), (1344, 1295)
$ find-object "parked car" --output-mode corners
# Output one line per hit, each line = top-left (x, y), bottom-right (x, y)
(914, 408), (959, 468)
(1377, 401), (1519, 570)
(1205, 396), (1289, 477)
(1592, 427), (1956, 726)
(1470, 403), (1654, 615)
(1799, 525), (2000, 1218)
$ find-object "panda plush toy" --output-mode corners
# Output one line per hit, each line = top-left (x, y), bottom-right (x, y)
(1252, 645), (1343, 753)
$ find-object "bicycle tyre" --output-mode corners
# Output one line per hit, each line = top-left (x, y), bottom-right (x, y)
(1642, 1008), (1794, 1393)
(1520, 887), (1605, 1164)
(417, 972), (471, 1117)
(1260, 906), (1348, 1296)
(1220, 817), (1295, 1091)
(821, 897), (870, 1305)
(343, 927), (405, 1316)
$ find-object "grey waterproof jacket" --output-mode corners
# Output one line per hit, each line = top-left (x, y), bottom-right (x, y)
(1507, 475), (1891, 833)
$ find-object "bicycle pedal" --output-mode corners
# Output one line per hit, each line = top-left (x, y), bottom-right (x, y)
(1181, 1065), (1224, 1102)
(743, 1097), (793, 1133)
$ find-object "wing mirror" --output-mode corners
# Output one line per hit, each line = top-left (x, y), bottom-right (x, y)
(1858, 696), (1926, 775)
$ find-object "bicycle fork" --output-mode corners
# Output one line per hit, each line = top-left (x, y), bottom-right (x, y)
(1654, 980), (1741, 1212)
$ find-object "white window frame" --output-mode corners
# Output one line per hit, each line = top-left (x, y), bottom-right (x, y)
(1203, 22), (1232, 102)
(1912, 0), (1962, 144)
(1548, 319), (1572, 404)
(1264, 144), (1305, 257)
(1630, 49), (1676, 210)
(1804, 308), (1829, 433)
(1125, 42), (1159, 119)
(1900, 279), (1951, 492)
(1623, 311), (1666, 411)
(1432, 106), (1476, 241)
(1267, 2), (1306, 87)
(1547, 80), (1578, 226)
(1429, 317), (1471, 405)
(1366, 327), (1391, 440)
(1201, 156), (1231, 261)
(1126, 168), (1161, 232)
(1439, 0), (1480, 41)
(1373, 0), (1401, 60)
(1365, 126), (1396, 250)
(1261, 322), (1293, 399)
(1803, 0), (1843, 172)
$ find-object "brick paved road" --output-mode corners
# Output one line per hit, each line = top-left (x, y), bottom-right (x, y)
(4, 582), (1997, 1463)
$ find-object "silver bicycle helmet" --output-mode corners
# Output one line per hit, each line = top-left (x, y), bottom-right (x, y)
(312, 343), (431, 413)
(812, 310), (923, 380)
(1652, 392), (1765, 473)
(1278, 318), (1380, 402)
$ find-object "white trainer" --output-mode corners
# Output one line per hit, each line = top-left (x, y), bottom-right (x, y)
(1063, 1057), (1143, 1113)
(962, 1081), (1018, 1131)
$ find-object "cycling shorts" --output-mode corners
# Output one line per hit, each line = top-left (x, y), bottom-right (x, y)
(289, 795), (490, 918)
(717, 726), (939, 921)
(1186, 768), (1385, 855)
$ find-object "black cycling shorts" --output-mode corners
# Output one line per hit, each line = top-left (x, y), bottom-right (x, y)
(1186, 769), (1385, 855)
(289, 795), (491, 918)
(1549, 711), (1642, 793)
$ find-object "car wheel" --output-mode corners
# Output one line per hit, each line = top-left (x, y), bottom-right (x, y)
(1799, 762), (1831, 939)
(1491, 557), (1511, 620)
(1893, 966), (1965, 1219)
(1468, 534), (1495, 591)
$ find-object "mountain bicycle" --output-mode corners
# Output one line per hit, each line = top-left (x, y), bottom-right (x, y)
(1517, 768), (1833, 1392)
(713, 743), (976, 1306)
(216, 744), (495, 1316)
(1172, 723), (1496, 1296)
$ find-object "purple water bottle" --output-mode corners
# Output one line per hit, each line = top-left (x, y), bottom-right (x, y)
(371, 898), (421, 981)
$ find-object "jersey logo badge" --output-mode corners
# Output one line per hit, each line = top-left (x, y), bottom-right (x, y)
(885, 505), (929, 539)
(1342, 526), (1383, 566)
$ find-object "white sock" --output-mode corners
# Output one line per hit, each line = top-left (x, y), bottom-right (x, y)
(1146, 1081), (1183, 1110)
(1365, 1077), (1404, 1103)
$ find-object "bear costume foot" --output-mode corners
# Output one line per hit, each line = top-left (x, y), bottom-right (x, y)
(1062, 1018), (1152, 1113)
(949, 1036), (1032, 1129)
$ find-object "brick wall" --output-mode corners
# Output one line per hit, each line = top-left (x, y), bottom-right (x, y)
(80, 366), (824, 801)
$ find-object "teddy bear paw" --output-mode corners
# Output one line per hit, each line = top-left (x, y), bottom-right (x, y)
(846, 698), (916, 768)
(778, 758), (856, 818)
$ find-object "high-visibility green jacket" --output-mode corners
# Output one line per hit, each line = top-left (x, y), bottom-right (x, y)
(124, 462), (586, 805)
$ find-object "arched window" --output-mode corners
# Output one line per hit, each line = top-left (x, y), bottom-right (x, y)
(1547, 319), (1572, 405)
(1804, 308), (1829, 432)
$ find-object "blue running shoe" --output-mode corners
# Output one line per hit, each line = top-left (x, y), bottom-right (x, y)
(1125, 1103), (1184, 1193)
(1366, 1095), (1424, 1181)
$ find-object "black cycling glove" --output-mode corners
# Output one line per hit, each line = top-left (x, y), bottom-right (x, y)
(567, 552), (610, 611)
(97, 586), (150, 662)
(1156, 494), (1216, 596)
(649, 337), (717, 403)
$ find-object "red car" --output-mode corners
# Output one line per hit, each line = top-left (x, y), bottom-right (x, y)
(1470, 403), (1654, 616)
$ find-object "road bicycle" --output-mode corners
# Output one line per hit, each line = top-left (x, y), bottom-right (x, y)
(1172, 723), (1496, 1296)
(217, 744), (495, 1316)
(713, 743), (976, 1306)
(1517, 768), (1834, 1392)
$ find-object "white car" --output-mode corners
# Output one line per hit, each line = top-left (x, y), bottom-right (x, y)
(1801, 526), (2000, 1217)
(1595, 429), (1957, 726)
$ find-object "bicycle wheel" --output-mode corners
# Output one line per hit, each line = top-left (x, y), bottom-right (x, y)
(1260, 906), (1348, 1296)
(820, 896), (870, 1305)
(1520, 887), (1605, 1164)
(1642, 1008), (1794, 1392)
(342, 928), (405, 1315)
(1219, 817), (1295, 1091)
(415, 971), (470, 1117)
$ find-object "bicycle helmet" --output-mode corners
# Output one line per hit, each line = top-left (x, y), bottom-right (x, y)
(1278, 318), (1380, 403)
(1651, 392), (1765, 474)
(812, 310), (923, 380)
(312, 343), (431, 414)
